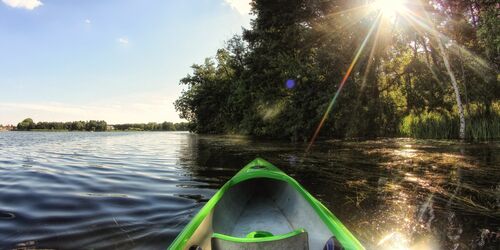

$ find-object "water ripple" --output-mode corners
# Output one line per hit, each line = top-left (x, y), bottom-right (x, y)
(0, 132), (498, 249)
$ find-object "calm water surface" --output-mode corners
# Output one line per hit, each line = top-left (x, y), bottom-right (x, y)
(0, 132), (498, 249)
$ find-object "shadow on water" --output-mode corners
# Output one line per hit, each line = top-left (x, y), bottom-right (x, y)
(0, 132), (498, 249)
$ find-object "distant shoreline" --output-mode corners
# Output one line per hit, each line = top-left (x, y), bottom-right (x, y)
(9, 118), (189, 132)
(3, 130), (190, 132)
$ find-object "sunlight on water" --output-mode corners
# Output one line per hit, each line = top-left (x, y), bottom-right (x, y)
(395, 148), (417, 158)
(378, 232), (409, 249)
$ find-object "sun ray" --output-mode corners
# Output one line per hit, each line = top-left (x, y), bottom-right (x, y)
(306, 0), (495, 152)
(399, 9), (494, 74)
(324, 5), (371, 19)
(344, 20), (384, 134)
(316, 5), (375, 36)
(306, 13), (383, 153)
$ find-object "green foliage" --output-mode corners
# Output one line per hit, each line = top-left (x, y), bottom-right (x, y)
(112, 122), (188, 131)
(477, 6), (500, 66)
(400, 112), (456, 139)
(17, 119), (107, 131)
(17, 118), (35, 131)
(84, 120), (107, 132)
(175, 0), (500, 140)
(15, 119), (189, 132)
(400, 109), (500, 140)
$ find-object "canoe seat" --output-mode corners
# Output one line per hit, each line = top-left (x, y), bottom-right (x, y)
(211, 229), (308, 250)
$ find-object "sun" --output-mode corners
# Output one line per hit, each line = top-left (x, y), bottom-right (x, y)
(372, 0), (407, 18)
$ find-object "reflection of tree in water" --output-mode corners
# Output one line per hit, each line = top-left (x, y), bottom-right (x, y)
(176, 134), (257, 186)
(176, 135), (499, 249)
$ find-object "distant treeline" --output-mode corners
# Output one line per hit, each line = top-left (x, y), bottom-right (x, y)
(16, 118), (188, 132)
(112, 122), (189, 131)
(16, 118), (107, 131)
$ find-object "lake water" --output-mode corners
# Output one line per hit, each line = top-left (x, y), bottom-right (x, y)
(0, 132), (498, 249)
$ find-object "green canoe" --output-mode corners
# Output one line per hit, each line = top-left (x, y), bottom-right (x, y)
(169, 158), (364, 250)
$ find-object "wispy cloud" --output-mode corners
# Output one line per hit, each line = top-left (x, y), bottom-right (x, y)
(85, 19), (91, 24)
(117, 37), (129, 45)
(224, 0), (251, 15)
(0, 90), (184, 124)
(2, 0), (43, 10)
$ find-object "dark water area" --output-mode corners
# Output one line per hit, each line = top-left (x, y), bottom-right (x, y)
(0, 132), (498, 249)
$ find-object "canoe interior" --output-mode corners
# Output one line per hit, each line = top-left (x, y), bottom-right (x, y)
(184, 178), (333, 250)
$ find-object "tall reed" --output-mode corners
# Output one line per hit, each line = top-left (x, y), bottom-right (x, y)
(399, 110), (500, 140)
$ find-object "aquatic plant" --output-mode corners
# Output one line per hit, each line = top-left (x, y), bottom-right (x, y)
(399, 109), (500, 140)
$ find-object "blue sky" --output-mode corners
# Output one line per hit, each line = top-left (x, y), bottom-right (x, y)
(0, 0), (251, 124)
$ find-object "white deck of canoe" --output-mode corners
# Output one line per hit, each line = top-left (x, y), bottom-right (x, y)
(231, 195), (294, 237)
(186, 178), (334, 250)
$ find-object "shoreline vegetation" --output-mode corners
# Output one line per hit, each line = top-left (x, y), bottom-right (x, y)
(174, 1), (499, 141)
(10, 118), (189, 132)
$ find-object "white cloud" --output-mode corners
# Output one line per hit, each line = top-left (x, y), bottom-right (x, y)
(85, 19), (91, 24)
(224, 0), (251, 15)
(2, 0), (43, 10)
(117, 37), (129, 45)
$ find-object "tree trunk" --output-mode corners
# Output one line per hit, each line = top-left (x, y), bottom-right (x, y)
(452, 75), (466, 140)
(459, 49), (471, 115)
(440, 50), (466, 139)
(425, 13), (467, 139)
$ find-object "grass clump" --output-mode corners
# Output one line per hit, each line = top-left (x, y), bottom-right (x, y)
(400, 110), (500, 140)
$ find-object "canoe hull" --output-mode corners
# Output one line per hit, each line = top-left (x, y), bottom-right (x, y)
(168, 158), (364, 250)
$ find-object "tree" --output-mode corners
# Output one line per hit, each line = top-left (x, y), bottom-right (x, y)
(17, 118), (35, 131)
(71, 121), (85, 131)
(174, 0), (499, 140)
(161, 122), (175, 131)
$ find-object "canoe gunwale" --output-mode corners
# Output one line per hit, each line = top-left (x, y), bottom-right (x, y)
(168, 158), (365, 250)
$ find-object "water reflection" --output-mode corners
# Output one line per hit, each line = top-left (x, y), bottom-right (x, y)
(178, 136), (499, 249)
(0, 132), (498, 249)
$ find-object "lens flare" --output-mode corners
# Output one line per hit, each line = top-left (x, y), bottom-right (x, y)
(306, 14), (382, 153)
